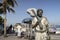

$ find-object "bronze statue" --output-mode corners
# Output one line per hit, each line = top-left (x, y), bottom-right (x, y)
(27, 8), (50, 40)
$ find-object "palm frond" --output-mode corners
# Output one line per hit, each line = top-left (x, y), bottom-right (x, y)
(7, 6), (10, 12)
(9, 8), (15, 13)
(6, 0), (14, 7)
(0, 3), (2, 7)
(0, 16), (4, 23)
(13, 0), (18, 6)
(6, 0), (18, 7)
(7, 7), (15, 13)
(0, 8), (3, 14)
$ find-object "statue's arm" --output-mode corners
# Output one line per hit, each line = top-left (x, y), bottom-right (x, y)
(31, 18), (39, 28)
(44, 17), (49, 34)
(32, 21), (39, 28)
(44, 18), (50, 40)
(46, 24), (49, 34)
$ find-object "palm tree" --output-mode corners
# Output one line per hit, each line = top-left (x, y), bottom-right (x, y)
(0, 0), (18, 37)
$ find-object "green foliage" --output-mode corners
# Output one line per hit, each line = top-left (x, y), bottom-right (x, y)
(0, 0), (18, 37)
(6, 0), (18, 7)
(0, 8), (3, 14)
(0, 0), (18, 14)
(0, 3), (2, 7)
(7, 6), (15, 13)
(0, 16), (4, 23)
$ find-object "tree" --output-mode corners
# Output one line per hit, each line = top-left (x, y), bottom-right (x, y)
(0, 0), (18, 37)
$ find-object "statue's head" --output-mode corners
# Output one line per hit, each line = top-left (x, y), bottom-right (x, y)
(37, 9), (43, 17)
(27, 8), (37, 17)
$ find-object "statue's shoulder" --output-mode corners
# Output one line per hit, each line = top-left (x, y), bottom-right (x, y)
(42, 16), (48, 22)
(42, 16), (47, 19)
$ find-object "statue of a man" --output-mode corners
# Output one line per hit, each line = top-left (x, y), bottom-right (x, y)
(33, 9), (49, 40)
(27, 8), (49, 40)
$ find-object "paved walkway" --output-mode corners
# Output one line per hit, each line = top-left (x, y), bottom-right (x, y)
(1, 34), (60, 40)
(0, 34), (28, 40)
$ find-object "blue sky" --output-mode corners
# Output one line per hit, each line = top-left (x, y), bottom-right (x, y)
(0, 0), (60, 25)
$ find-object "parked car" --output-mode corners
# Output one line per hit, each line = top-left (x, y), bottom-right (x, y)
(49, 27), (56, 34)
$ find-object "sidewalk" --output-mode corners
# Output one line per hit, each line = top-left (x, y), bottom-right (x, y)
(0, 34), (28, 40)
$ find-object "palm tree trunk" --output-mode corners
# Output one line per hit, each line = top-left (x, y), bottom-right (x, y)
(2, 0), (7, 37)
(4, 13), (7, 37)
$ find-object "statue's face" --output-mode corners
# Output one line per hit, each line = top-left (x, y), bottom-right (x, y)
(37, 10), (43, 17)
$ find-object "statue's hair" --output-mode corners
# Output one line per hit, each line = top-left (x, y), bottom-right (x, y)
(37, 9), (43, 13)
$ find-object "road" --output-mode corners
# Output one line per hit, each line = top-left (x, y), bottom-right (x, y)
(50, 34), (60, 40)
(0, 34), (60, 40)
